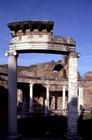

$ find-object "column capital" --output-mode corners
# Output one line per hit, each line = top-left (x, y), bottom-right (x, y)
(63, 85), (66, 88)
(46, 83), (50, 86)
(5, 50), (18, 57)
(69, 52), (80, 58)
(79, 85), (83, 88)
(45, 80), (49, 85)
(29, 83), (34, 87)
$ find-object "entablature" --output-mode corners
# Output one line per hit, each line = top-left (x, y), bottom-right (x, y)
(8, 20), (76, 54)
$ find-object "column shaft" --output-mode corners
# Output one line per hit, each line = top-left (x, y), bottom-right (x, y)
(62, 86), (66, 110)
(29, 83), (33, 112)
(8, 53), (18, 136)
(67, 52), (79, 138)
(22, 93), (27, 114)
(17, 89), (22, 104)
(78, 86), (83, 112)
(57, 96), (62, 110)
(45, 84), (49, 115)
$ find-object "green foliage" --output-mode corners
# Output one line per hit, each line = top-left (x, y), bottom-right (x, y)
(83, 114), (92, 120)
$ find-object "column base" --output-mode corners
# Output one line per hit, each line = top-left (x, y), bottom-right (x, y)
(8, 134), (21, 140)
(64, 133), (81, 140)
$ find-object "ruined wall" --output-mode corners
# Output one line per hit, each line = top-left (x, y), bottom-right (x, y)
(19, 57), (68, 80)
(81, 72), (92, 111)
(0, 60), (92, 112)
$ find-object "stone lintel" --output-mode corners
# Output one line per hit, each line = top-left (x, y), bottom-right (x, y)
(9, 34), (76, 53)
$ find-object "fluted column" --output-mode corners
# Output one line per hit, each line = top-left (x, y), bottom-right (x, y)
(78, 86), (83, 113)
(45, 84), (49, 115)
(67, 52), (80, 139)
(29, 83), (33, 112)
(6, 50), (19, 138)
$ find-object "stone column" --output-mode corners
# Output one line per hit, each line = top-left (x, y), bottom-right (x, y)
(29, 83), (33, 112)
(62, 86), (66, 111)
(17, 89), (22, 114)
(45, 84), (49, 115)
(17, 89), (22, 105)
(7, 51), (19, 139)
(57, 96), (62, 111)
(67, 52), (80, 139)
(78, 86), (83, 113)
(50, 96), (55, 110)
(22, 94), (27, 115)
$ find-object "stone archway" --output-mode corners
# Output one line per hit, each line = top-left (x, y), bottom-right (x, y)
(6, 20), (80, 139)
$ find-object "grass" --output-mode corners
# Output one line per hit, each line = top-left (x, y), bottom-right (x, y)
(83, 113), (92, 120)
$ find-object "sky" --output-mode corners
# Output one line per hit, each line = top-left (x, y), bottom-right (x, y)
(0, 0), (92, 76)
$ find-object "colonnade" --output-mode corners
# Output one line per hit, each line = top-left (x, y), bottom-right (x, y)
(7, 51), (82, 139)
(18, 84), (67, 115)
(17, 84), (83, 115)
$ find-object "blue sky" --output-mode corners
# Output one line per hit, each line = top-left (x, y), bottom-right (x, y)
(0, 0), (92, 76)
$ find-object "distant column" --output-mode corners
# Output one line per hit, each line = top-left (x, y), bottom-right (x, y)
(17, 89), (22, 105)
(17, 89), (22, 114)
(67, 52), (80, 139)
(22, 94), (27, 115)
(62, 86), (66, 111)
(50, 96), (55, 110)
(29, 83), (33, 112)
(7, 50), (19, 139)
(57, 96), (62, 111)
(45, 84), (49, 115)
(78, 86), (83, 113)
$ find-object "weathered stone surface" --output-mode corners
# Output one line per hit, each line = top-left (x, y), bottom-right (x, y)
(8, 20), (75, 54)
(57, 96), (62, 110)
(8, 20), (54, 35)
(50, 96), (56, 110)
(0, 58), (92, 112)
(80, 80), (92, 111)
(84, 71), (92, 80)
(67, 52), (78, 136)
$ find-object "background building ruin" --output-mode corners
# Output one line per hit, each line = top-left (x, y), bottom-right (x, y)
(0, 59), (92, 115)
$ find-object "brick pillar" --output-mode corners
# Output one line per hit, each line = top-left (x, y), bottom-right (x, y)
(67, 52), (80, 139)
